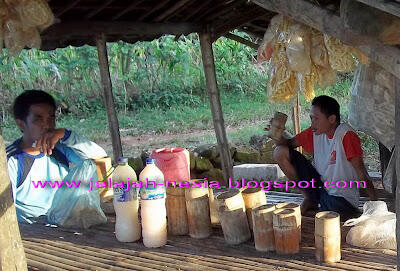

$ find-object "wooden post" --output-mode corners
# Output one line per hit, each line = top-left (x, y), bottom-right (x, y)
(96, 34), (123, 161)
(379, 142), (392, 177)
(0, 135), (28, 270)
(199, 31), (233, 183)
(395, 77), (400, 265)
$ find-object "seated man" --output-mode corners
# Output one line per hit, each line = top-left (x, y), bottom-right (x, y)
(6, 90), (107, 223)
(273, 95), (377, 218)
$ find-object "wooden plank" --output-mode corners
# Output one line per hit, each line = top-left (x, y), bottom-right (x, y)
(0, 135), (28, 271)
(356, 0), (400, 18)
(56, 0), (82, 17)
(96, 34), (123, 161)
(205, 0), (247, 23)
(164, 0), (196, 21)
(223, 33), (258, 50)
(182, 0), (213, 21)
(251, 0), (400, 79)
(138, 0), (170, 21)
(112, 0), (143, 21)
(199, 31), (233, 184)
(86, 0), (115, 19)
(154, 0), (193, 22)
(42, 21), (201, 40)
(212, 7), (271, 41)
(395, 76), (400, 264)
(379, 142), (392, 177)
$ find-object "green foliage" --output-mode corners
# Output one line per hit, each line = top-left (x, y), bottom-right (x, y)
(1, 31), (363, 152)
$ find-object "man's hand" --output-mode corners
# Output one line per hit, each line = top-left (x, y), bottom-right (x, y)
(36, 128), (65, 155)
(264, 120), (297, 147)
(350, 156), (378, 201)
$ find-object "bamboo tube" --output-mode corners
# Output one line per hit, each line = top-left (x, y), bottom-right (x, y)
(273, 208), (300, 254)
(252, 204), (276, 252)
(215, 189), (250, 245)
(208, 188), (220, 225)
(185, 181), (211, 239)
(275, 202), (302, 242)
(93, 157), (113, 202)
(315, 211), (341, 263)
(166, 186), (189, 235)
(242, 187), (267, 230)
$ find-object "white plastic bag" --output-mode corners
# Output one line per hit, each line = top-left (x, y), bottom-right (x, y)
(348, 63), (395, 150)
(344, 201), (396, 250)
(47, 159), (107, 229)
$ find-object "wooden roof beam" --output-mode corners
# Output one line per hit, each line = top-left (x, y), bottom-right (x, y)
(183, 0), (213, 21)
(205, 0), (247, 23)
(86, 0), (115, 19)
(154, 0), (193, 22)
(56, 0), (82, 17)
(212, 7), (270, 41)
(356, 0), (400, 18)
(224, 33), (258, 50)
(164, 0), (196, 21)
(138, 0), (170, 21)
(251, 0), (400, 79)
(42, 21), (201, 39)
(194, 0), (231, 22)
(112, 0), (143, 21)
(247, 22), (267, 32)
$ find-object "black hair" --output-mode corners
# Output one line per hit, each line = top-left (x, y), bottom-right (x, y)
(13, 90), (56, 121)
(311, 95), (340, 123)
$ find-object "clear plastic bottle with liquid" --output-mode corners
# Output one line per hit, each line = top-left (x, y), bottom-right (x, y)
(139, 158), (167, 248)
(112, 157), (141, 242)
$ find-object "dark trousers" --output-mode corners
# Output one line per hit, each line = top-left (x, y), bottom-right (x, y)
(288, 148), (361, 219)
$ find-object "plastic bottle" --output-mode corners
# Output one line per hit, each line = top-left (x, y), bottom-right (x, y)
(139, 158), (167, 248)
(112, 157), (141, 242)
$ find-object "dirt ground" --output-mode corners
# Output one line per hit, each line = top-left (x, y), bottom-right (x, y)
(96, 130), (381, 173)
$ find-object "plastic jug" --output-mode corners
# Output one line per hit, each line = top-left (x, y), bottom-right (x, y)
(151, 147), (190, 182)
(139, 158), (167, 248)
(112, 157), (140, 242)
(151, 147), (190, 236)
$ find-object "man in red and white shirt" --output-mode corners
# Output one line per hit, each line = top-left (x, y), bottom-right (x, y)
(273, 95), (377, 217)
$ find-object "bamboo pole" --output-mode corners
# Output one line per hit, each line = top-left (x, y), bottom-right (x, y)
(96, 34), (123, 161)
(292, 93), (302, 153)
(199, 31), (233, 184)
(0, 135), (28, 271)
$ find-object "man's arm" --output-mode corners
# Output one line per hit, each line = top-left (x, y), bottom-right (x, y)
(349, 156), (378, 200)
(275, 135), (301, 148)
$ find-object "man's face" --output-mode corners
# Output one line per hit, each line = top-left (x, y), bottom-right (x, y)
(310, 105), (336, 135)
(16, 103), (56, 142)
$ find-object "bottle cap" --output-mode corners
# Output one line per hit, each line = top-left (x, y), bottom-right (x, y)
(146, 158), (155, 164)
(117, 157), (128, 164)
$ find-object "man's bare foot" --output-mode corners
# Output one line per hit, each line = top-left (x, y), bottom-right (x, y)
(300, 198), (318, 215)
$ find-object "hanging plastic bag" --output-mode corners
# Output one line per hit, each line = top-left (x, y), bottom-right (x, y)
(344, 201), (396, 250)
(310, 30), (330, 68)
(18, 0), (54, 30)
(286, 23), (312, 74)
(324, 34), (356, 72)
(257, 14), (284, 63)
(23, 26), (41, 49)
(4, 11), (25, 55)
(47, 159), (107, 229)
